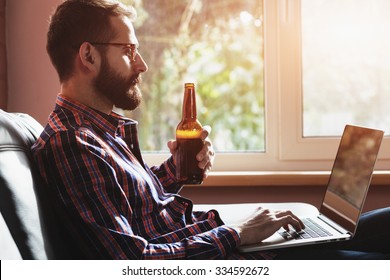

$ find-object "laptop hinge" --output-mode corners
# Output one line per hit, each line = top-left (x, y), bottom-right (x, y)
(318, 214), (351, 235)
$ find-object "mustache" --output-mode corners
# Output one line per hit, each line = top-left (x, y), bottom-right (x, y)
(130, 74), (142, 86)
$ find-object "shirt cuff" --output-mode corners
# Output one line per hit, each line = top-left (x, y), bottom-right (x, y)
(161, 156), (183, 193)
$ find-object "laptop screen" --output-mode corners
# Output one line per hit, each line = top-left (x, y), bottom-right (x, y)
(320, 125), (384, 233)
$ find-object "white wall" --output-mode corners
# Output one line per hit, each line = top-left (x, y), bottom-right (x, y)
(6, 0), (62, 125)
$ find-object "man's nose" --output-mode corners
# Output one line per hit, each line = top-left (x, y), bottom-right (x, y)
(134, 53), (148, 73)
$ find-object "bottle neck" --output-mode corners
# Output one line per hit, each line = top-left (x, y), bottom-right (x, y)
(182, 85), (197, 120)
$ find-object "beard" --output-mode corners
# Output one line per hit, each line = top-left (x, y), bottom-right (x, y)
(94, 55), (142, 111)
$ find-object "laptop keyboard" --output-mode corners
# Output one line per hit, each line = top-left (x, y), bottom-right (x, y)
(278, 218), (333, 240)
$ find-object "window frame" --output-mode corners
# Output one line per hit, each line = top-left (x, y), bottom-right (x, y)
(144, 0), (390, 172)
(277, 0), (390, 171)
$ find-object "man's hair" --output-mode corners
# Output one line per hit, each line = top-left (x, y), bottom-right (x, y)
(47, 0), (136, 82)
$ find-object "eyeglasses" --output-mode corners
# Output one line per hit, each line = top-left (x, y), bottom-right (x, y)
(90, 42), (138, 62)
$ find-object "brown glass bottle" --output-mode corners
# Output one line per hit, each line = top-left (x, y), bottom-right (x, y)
(176, 83), (204, 184)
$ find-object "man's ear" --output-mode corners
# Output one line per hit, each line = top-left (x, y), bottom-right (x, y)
(78, 42), (99, 71)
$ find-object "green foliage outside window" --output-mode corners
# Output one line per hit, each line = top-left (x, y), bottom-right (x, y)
(120, 0), (264, 152)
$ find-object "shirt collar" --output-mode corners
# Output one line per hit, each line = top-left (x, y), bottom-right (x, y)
(56, 94), (137, 137)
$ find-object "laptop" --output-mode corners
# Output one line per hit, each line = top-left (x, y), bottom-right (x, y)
(239, 124), (384, 253)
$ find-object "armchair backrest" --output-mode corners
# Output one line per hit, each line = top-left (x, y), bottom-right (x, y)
(0, 109), (49, 259)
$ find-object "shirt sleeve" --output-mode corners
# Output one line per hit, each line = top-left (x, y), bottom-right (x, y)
(150, 156), (183, 194)
(33, 130), (240, 259)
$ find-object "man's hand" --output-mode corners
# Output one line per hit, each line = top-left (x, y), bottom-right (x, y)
(233, 207), (305, 246)
(168, 125), (215, 179)
(196, 125), (215, 178)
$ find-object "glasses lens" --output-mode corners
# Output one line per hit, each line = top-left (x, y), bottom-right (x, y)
(130, 45), (137, 62)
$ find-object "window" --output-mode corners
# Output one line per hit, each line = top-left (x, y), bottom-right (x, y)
(302, 0), (390, 137)
(279, 0), (390, 171)
(121, 0), (390, 172)
(122, 0), (265, 153)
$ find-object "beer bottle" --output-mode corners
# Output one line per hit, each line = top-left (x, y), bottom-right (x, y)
(176, 83), (204, 184)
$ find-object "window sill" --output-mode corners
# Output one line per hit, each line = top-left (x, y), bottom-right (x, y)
(194, 171), (390, 187)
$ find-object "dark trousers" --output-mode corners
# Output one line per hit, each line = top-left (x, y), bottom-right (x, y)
(274, 207), (390, 259)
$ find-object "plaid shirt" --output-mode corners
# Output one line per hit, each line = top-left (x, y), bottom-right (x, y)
(32, 95), (242, 259)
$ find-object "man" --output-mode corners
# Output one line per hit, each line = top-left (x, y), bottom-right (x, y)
(32, 0), (389, 259)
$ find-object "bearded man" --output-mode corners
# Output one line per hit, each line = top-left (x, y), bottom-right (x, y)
(32, 0), (390, 260)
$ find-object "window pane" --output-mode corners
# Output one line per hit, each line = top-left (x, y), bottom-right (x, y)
(302, 0), (390, 136)
(121, 0), (265, 152)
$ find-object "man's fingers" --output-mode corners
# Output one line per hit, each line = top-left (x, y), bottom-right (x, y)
(277, 215), (304, 232)
(200, 125), (211, 140)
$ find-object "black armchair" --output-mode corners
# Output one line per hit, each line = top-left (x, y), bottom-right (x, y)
(0, 109), (76, 259)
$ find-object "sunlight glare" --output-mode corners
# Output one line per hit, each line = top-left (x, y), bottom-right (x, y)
(239, 11), (253, 25)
